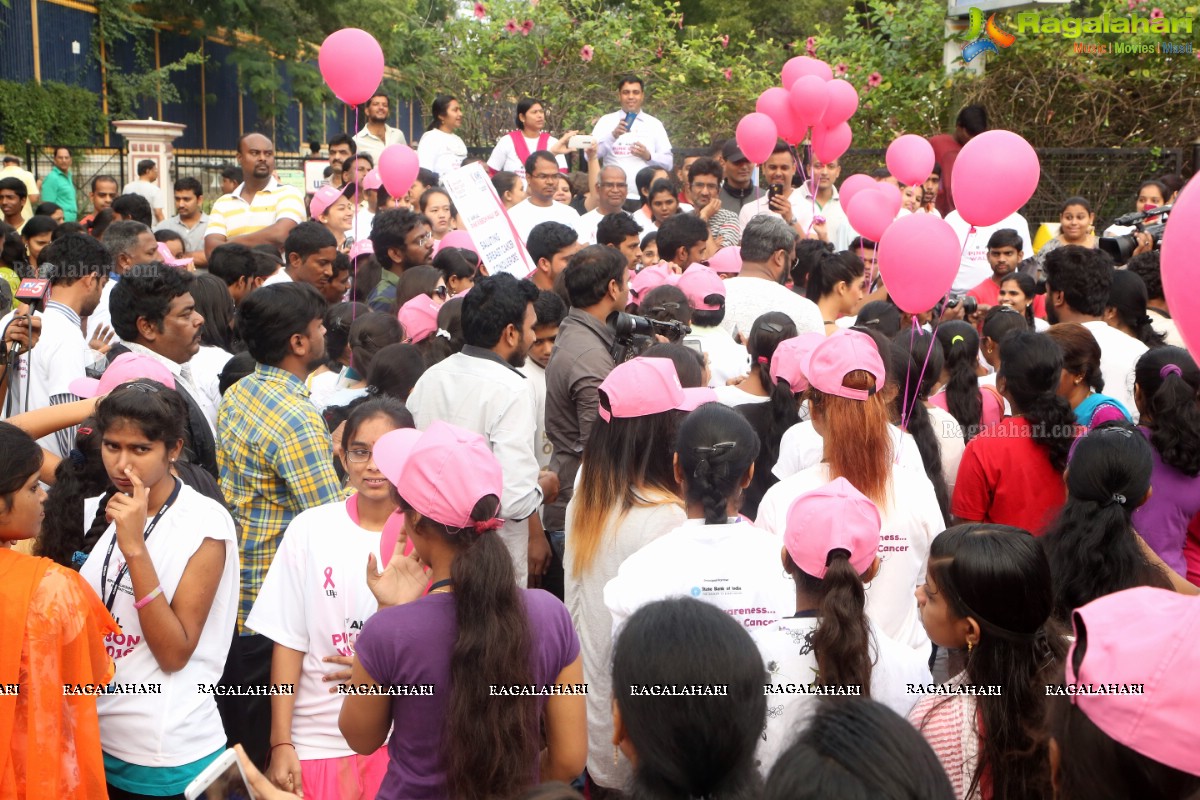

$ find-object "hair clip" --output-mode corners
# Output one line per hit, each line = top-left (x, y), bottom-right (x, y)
(950, 334), (965, 345)
(436, 328), (452, 340)
(756, 356), (769, 365)
(1160, 363), (1183, 380)
(693, 441), (737, 458)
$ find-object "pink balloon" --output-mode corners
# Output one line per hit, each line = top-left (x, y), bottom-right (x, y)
(821, 79), (859, 126)
(845, 190), (896, 243)
(878, 214), (961, 314)
(789, 75), (830, 130)
(318, 28), (385, 106)
(1161, 176), (1200, 352)
(782, 56), (833, 88)
(378, 144), (420, 199)
(874, 181), (903, 217)
(838, 174), (877, 210)
(885, 134), (935, 187)
(951, 130), (1040, 227)
(735, 113), (779, 165)
(756, 88), (805, 146)
(812, 122), (852, 164)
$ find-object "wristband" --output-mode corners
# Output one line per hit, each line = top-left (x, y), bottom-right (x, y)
(269, 743), (296, 754)
(133, 585), (163, 610)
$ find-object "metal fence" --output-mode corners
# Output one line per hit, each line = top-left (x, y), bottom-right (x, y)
(172, 150), (308, 209)
(24, 143), (127, 216)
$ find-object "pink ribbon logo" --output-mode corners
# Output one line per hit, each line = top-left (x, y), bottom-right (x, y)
(323, 567), (335, 590)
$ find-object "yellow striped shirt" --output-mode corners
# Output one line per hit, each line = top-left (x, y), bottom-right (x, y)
(206, 178), (306, 241)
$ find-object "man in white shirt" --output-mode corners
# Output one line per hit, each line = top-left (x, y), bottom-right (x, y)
(508, 151), (581, 244)
(1043, 244), (1146, 417)
(591, 75), (673, 206)
(576, 166), (631, 245)
(121, 159), (166, 224)
(721, 216), (824, 339)
(945, 209), (1032, 293)
(0, 155), (37, 223)
(738, 143), (845, 246)
(352, 94), (407, 166)
(408, 273), (552, 586)
(676, 265), (749, 386)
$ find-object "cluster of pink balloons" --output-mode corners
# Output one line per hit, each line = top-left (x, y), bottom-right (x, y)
(736, 56), (859, 165)
(319, 28), (421, 198)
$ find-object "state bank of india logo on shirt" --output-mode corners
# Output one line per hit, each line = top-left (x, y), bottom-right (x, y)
(962, 7), (1017, 62)
(690, 586), (702, 598)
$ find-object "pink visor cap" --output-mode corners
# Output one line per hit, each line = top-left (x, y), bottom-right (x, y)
(1065, 587), (1200, 777)
(784, 477), (881, 579)
(597, 357), (716, 422)
(69, 352), (177, 399)
(629, 263), (677, 300)
(676, 264), (726, 312)
(155, 241), (193, 270)
(707, 246), (743, 275)
(399, 293), (441, 344)
(349, 239), (375, 262)
(798, 329), (886, 401)
(374, 420), (504, 530)
(362, 168), (383, 192)
(437, 230), (478, 256)
(310, 184), (351, 219)
(768, 333), (825, 392)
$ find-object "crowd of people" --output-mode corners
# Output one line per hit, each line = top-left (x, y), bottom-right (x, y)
(1, 80), (1199, 800)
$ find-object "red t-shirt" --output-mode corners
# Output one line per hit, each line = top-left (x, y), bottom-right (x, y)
(967, 278), (1047, 320)
(951, 417), (1070, 534)
(929, 134), (962, 217)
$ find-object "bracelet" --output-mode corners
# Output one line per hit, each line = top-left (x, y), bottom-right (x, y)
(269, 743), (296, 753)
(133, 585), (163, 610)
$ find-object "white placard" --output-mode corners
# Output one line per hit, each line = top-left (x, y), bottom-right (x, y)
(440, 162), (535, 278)
(303, 159), (331, 195)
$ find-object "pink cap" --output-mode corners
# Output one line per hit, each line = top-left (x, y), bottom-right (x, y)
(707, 246), (743, 275)
(69, 352), (177, 399)
(629, 263), (677, 300)
(1064, 587), (1200, 776)
(798, 329), (885, 401)
(676, 264), (726, 311)
(769, 332), (824, 391)
(438, 230), (478, 255)
(597, 357), (716, 422)
(155, 241), (192, 270)
(310, 184), (348, 219)
(784, 477), (881, 579)
(398, 293), (441, 344)
(362, 168), (383, 192)
(349, 239), (375, 262)
(375, 420), (504, 529)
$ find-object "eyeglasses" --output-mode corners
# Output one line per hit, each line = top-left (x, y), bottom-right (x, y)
(121, 382), (161, 394)
(345, 448), (375, 463)
(434, 285), (449, 299)
(413, 233), (432, 246)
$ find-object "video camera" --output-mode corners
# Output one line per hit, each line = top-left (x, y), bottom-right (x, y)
(607, 311), (691, 364)
(1099, 204), (1172, 264)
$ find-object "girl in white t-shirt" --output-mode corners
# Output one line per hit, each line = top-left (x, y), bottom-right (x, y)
(416, 95), (467, 178)
(485, 98), (572, 177)
(79, 381), (239, 797)
(247, 397), (414, 799)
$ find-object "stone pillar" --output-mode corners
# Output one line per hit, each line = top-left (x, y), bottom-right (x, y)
(112, 119), (187, 194)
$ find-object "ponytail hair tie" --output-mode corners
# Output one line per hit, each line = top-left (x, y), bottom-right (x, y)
(951, 334), (965, 346)
(68, 448), (87, 468)
(756, 356), (769, 365)
(1160, 363), (1183, 380)
(1103, 493), (1127, 507)
(471, 517), (504, 535)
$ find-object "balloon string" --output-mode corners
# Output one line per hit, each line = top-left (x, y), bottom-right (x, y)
(349, 104), (360, 370)
(898, 312), (940, 465)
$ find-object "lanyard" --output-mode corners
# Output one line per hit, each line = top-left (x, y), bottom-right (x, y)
(426, 579), (453, 595)
(100, 478), (182, 612)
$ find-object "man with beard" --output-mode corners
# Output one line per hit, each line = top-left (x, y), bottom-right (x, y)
(325, 133), (356, 190)
(215, 282), (342, 767)
(408, 273), (556, 587)
(353, 93), (407, 166)
(204, 132), (307, 259)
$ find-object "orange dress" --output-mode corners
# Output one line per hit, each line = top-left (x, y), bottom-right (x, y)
(0, 548), (120, 800)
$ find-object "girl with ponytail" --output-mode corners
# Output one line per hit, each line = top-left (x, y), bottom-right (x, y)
(1042, 424), (1172, 622)
(1131, 347), (1200, 577)
(713, 311), (796, 408)
(755, 479), (931, 773)
(953, 331), (1079, 534)
(931, 321), (1004, 442)
(889, 333), (955, 521)
(605, 403), (795, 631)
(759, 330), (943, 649)
(911, 524), (1066, 800)
(343, 421), (585, 800)
(804, 251), (866, 333)
(36, 421), (112, 569)
(1105, 269), (1166, 349)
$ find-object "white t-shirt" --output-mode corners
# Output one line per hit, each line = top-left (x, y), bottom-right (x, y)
(122, 180), (166, 211)
(720, 277), (824, 340)
(416, 128), (468, 177)
(565, 498), (685, 788)
(926, 404), (967, 492)
(944, 210), (1033, 294)
(519, 359), (553, 470)
(508, 199), (581, 246)
(78, 482), (240, 766)
(190, 345), (234, 409)
(755, 617), (932, 773)
(1081, 320), (1147, 421)
(591, 110), (673, 200)
(713, 384), (769, 408)
(486, 133), (566, 177)
(575, 208), (637, 246)
(261, 268), (291, 286)
(756, 463), (942, 649)
(85, 279), (117, 343)
(604, 519), (795, 636)
(246, 500), (384, 759)
(691, 325), (750, 388)
(773, 421), (925, 480)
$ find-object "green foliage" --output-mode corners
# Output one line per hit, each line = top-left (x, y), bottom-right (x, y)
(0, 81), (104, 152)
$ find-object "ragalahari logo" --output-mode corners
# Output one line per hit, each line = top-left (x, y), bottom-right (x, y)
(962, 8), (1017, 62)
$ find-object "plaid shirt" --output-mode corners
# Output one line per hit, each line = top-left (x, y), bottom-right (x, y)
(218, 364), (342, 631)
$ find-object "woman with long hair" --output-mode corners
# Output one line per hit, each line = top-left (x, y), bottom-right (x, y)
(416, 95), (467, 178)
(759, 330), (943, 649)
(889, 332), (955, 521)
(319, 312), (404, 412)
(996, 273), (1046, 331)
(611, 597), (766, 800)
(491, 171), (527, 209)
(189, 271), (238, 403)
(979, 306), (1030, 384)
(805, 251), (866, 333)
(486, 97), (574, 177)
(432, 246), (478, 299)
(418, 188), (455, 246)
(756, 479), (931, 772)
(952, 331), (1078, 534)
(308, 301), (369, 409)
(247, 398), (413, 799)
(0, 421), (118, 800)
(910, 524), (1067, 800)
(1131, 347), (1200, 578)
(713, 312), (796, 408)
(341, 421), (585, 799)
(78, 381), (239, 797)
(565, 357), (697, 794)
(1043, 323), (1131, 429)
(930, 321), (1003, 443)
(1105, 268), (1166, 349)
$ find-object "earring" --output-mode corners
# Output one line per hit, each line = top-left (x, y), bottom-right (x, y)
(967, 640), (974, 653)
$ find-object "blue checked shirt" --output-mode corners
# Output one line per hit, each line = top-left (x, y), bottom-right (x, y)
(218, 364), (342, 631)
